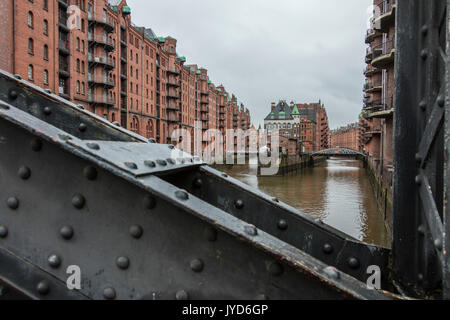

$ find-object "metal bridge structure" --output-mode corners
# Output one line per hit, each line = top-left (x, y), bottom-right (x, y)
(0, 0), (447, 300)
(311, 148), (366, 158)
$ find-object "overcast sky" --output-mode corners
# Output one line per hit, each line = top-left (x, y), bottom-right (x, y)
(127, 0), (372, 129)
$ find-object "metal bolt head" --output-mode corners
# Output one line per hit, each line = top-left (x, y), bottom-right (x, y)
(79, 123), (87, 132)
(103, 287), (116, 300)
(72, 194), (85, 209)
(419, 100), (427, 111)
(144, 160), (156, 168)
(323, 266), (340, 280)
(43, 107), (52, 115)
(421, 25), (428, 36)
(148, 138), (156, 143)
(0, 225), (8, 238)
(175, 290), (189, 300)
(60, 225), (74, 240)
(438, 95), (445, 107)
(6, 197), (19, 210)
(83, 166), (98, 180)
(323, 243), (334, 254)
(415, 153), (422, 162)
(347, 257), (360, 269)
(48, 254), (61, 268)
(175, 190), (189, 201)
(37, 280), (50, 295)
(8, 89), (18, 100)
(87, 142), (100, 150)
(272, 198), (279, 203)
(193, 178), (203, 188)
(244, 225), (258, 236)
(124, 162), (138, 170)
(234, 199), (244, 209)
(277, 219), (288, 230)
(417, 273), (424, 283)
(116, 256), (130, 270)
(18, 166), (31, 180)
(129, 225), (143, 239)
(222, 173), (228, 178)
(143, 195), (156, 210)
(168, 145), (175, 149)
(267, 261), (283, 276)
(255, 294), (269, 300)
(112, 121), (121, 127)
(31, 138), (42, 152)
(415, 175), (422, 185)
(190, 259), (204, 272)
(167, 158), (176, 165)
(421, 49), (428, 60)
(157, 159), (167, 166)
(434, 239), (443, 251)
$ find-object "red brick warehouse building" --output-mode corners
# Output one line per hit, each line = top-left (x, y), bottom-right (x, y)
(0, 0), (251, 150)
(330, 123), (359, 151)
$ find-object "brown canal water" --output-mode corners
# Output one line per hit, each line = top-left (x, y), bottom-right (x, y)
(216, 158), (390, 247)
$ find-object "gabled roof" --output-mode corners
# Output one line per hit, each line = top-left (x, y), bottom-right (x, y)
(265, 101), (294, 121)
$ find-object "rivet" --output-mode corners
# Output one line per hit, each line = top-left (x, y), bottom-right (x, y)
(419, 100), (427, 111)
(60, 225), (74, 240)
(255, 294), (269, 300)
(168, 145), (175, 149)
(323, 243), (334, 254)
(87, 142), (100, 150)
(148, 138), (156, 143)
(421, 49), (428, 60)
(272, 197), (279, 202)
(112, 121), (121, 127)
(438, 95), (445, 107)
(175, 290), (189, 300)
(129, 225), (143, 239)
(204, 226), (217, 242)
(36, 280), (50, 295)
(277, 219), (288, 230)
(31, 138), (42, 152)
(8, 89), (18, 100)
(143, 195), (156, 209)
(421, 25), (428, 36)
(234, 199), (244, 209)
(79, 123), (87, 132)
(83, 166), (98, 180)
(323, 266), (340, 280)
(18, 166), (31, 180)
(434, 239), (443, 251)
(347, 257), (360, 269)
(77, 104), (84, 110)
(124, 162), (138, 170)
(45, 89), (52, 94)
(418, 225), (425, 235)
(6, 197), (19, 210)
(116, 256), (130, 270)
(13, 74), (22, 80)
(167, 158), (175, 165)
(190, 259), (204, 272)
(417, 273), (424, 283)
(315, 218), (324, 224)
(58, 134), (71, 141)
(175, 190), (189, 201)
(415, 153), (422, 162)
(0, 225), (8, 238)
(48, 254), (61, 268)
(193, 178), (203, 188)
(43, 107), (52, 115)
(244, 225), (257, 236)
(267, 261), (284, 276)
(72, 194), (85, 209)
(103, 287), (116, 300)
(157, 159), (167, 166)
(144, 160), (156, 168)
(415, 175), (422, 185)
(0, 104), (9, 110)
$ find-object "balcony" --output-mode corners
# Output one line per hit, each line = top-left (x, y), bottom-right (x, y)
(88, 54), (115, 70)
(166, 91), (179, 100)
(88, 14), (115, 32)
(167, 102), (180, 111)
(200, 105), (209, 113)
(200, 90), (209, 96)
(58, 61), (70, 78)
(167, 67), (180, 75)
(364, 65), (381, 76)
(88, 34), (115, 51)
(167, 114), (181, 123)
(371, 39), (395, 69)
(88, 95), (115, 106)
(88, 74), (115, 88)
(365, 28), (381, 43)
(58, 0), (68, 7)
(200, 97), (209, 105)
(201, 115), (209, 122)
(374, 0), (396, 33)
(364, 80), (382, 93)
(364, 99), (384, 111)
(166, 78), (180, 87)
(58, 40), (70, 55)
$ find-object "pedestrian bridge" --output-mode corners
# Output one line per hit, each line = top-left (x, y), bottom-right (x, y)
(311, 148), (365, 158)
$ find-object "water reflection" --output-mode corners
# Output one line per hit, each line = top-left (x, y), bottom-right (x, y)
(217, 158), (389, 247)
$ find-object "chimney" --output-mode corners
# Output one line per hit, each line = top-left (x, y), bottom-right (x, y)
(271, 102), (276, 111)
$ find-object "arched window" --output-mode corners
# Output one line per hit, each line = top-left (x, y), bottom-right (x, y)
(131, 117), (139, 134)
(81, 61), (85, 74)
(43, 45), (48, 60)
(28, 65), (33, 80)
(76, 81), (80, 93)
(28, 38), (34, 55)
(81, 82), (85, 94)
(28, 11), (33, 28)
(76, 37), (80, 51)
(43, 70), (48, 85)
(43, 20), (48, 35)
(81, 40), (85, 53)
(111, 113), (115, 123)
(146, 120), (153, 138)
(76, 59), (80, 72)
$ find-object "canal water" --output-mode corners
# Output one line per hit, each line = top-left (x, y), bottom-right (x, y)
(217, 158), (390, 247)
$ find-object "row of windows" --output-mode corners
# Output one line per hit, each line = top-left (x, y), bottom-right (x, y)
(28, 0), (48, 11)
(27, 64), (49, 86)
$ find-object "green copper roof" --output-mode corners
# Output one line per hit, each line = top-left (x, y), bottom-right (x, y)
(122, 6), (131, 14)
(291, 105), (300, 115)
(208, 80), (212, 84)
(217, 89), (221, 92)
(157, 37), (165, 43)
(196, 70), (201, 75)
(179, 56), (186, 62)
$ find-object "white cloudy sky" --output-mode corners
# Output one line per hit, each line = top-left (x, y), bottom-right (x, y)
(127, 0), (373, 129)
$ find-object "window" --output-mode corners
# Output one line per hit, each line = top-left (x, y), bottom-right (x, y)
(76, 81), (80, 93)
(43, 45), (48, 60)
(43, 70), (48, 85)
(81, 61), (85, 74)
(81, 82), (85, 95)
(43, 0), (48, 10)
(81, 40), (85, 53)
(76, 37), (80, 51)
(76, 59), (80, 72)
(43, 20), (48, 35)
(28, 65), (33, 80)
(136, 53), (138, 63)
(28, 11), (33, 28)
(81, 19), (85, 33)
(28, 38), (34, 55)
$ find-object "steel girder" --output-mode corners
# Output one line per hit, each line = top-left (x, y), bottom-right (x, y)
(0, 70), (396, 300)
